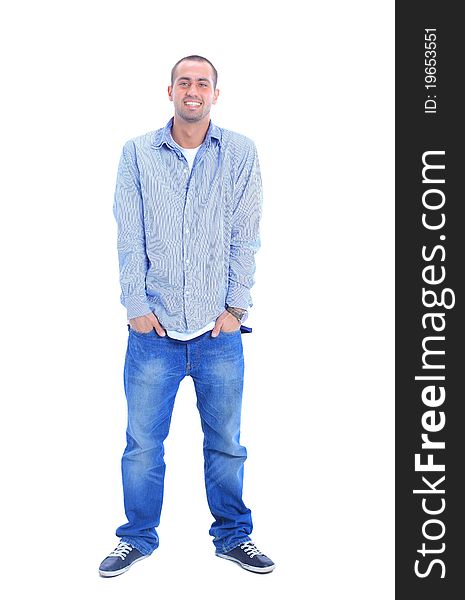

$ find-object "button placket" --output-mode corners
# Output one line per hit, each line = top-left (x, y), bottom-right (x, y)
(183, 171), (191, 324)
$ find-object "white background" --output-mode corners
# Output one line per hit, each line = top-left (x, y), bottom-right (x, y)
(1, 1), (394, 598)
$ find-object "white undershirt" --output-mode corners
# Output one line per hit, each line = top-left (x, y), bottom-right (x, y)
(179, 145), (200, 172)
(165, 144), (216, 341)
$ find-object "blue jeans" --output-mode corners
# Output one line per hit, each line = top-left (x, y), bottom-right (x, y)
(115, 327), (253, 555)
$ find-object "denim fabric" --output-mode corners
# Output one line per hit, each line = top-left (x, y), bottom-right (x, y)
(115, 327), (253, 555)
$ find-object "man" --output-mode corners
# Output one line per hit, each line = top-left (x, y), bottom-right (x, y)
(99, 55), (274, 576)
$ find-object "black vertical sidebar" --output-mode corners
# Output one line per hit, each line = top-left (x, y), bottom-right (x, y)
(396, 2), (464, 598)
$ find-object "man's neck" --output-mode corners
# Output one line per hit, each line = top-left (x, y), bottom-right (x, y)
(171, 116), (210, 149)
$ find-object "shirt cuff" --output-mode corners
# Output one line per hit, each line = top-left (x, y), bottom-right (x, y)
(225, 283), (252, 312)
(124, 295), (152, 320)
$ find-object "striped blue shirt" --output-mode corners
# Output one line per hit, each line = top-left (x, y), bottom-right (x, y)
(113, 117), (263, 333)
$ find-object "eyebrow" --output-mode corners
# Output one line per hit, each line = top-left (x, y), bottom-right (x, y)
(177, 76), (211, 83)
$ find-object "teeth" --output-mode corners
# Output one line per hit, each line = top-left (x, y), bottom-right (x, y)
(185, 102), (201, 106)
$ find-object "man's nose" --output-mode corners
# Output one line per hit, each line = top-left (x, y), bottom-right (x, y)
(188, 85), (201, 96)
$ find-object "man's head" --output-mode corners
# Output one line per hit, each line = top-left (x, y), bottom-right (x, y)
(168, 55), (219, 124)
(171, 55), (218, 89)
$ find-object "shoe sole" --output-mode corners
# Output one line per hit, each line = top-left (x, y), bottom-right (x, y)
(98, 554), (148, 577)
(215, 553), (275, 573)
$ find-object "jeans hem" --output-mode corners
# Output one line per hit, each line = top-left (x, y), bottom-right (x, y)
(215, 535), (251, 554)
(119, 536), (155, 556)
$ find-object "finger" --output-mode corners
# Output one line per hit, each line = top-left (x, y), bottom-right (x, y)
(146, 312), (165, 336)
(147, 312), (159, 325)
(154, 325), (166, 337)
(211, 322), (223, 337)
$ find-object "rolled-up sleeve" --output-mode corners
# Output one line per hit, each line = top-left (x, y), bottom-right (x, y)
(226, 141), (263, 310)
(113, 141), (151, 319)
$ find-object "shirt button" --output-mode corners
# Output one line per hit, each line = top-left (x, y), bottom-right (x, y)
(185, 258), (190, 264)
(185, 228), (190, 235)
(185, 290), (190, 295)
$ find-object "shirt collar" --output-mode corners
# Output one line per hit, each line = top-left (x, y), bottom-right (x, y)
(152, 117), (222, 150)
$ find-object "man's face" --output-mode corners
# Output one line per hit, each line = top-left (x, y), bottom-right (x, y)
(168, 60), (219, 123)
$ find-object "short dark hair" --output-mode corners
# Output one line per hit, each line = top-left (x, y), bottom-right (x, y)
(171, 55), (218, 89)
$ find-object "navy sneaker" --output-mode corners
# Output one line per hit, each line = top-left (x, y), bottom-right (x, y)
(98, 541), (148, 577)
(216, 541), (275, 573)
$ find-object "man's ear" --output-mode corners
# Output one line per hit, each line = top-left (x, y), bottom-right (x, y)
(167, 85), (173, 101)
(212, 88), (220, 105)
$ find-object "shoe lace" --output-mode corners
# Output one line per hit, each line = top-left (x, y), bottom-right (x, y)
(108, 542), (133, 560)
(240, 541), (263, 558)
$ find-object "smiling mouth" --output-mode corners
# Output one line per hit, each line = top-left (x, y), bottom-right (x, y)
(185, 101), (201, 107)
